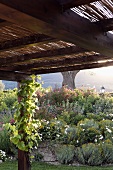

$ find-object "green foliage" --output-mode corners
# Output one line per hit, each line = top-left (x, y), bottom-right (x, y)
(5, 75), (41, 152)
(0, 91), (7, 113)
(86, 112), (104, 121)
(93, 95), (113, 114)
(0, 128), (11, 154)
(0, 112), (13, 124)
(99, 120), (113, 142)
(39, 119), (65, 141)
(75, 142), (113, 166)
(4, 90), (17, 111)
(0, 89), (17, 114)
(77, 119), (100, 145)
(100, 142), (113, 164)
(75, 143), (103, 166)
(0, 113), (15, 155)
(58, 111), (85, 125)
(62, 126), (78, 145)
(55, 144), (75, 164)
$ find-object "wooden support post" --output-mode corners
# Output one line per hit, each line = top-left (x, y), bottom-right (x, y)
(17, 82), (31, 170)
(18, 150), (31, 170)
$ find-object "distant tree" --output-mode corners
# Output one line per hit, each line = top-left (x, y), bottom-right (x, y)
(61, 70), (80, 89)
(0, 80), (5, 91)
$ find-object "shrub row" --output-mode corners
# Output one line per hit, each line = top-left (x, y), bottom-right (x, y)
(55, 142), (113, 166)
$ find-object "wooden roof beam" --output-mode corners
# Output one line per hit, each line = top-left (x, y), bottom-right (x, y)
(0, 1), (113, 59)
(96, 18), (113, 32)
(0, 71), (30, 81)
(60, 0), (97, 10)
(0, 44), (86, 65)
(1, 59), (112, 80)
(24, 59), (113, 72)
(32, 60), (113, 74)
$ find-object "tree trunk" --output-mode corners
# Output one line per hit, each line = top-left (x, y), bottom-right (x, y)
(61, 70), (79, 89)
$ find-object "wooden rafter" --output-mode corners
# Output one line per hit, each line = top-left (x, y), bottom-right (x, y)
(0, 22), (55, 50)
(0, 1), (113, 58)
(0, 43), (86, 65)
(1, 53), (111, 71)
(0, 34), (54, 51)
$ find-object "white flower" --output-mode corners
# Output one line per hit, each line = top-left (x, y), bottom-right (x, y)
(34, 146), (38, 149)
(56, 134), (60, 138)
(46, 121), (49, 124)
(109, 114), (113, 117)
(95, 139), (97, 142)
(106, 127), (112, 133)
(0, 150), (6, 161)
(99, 135), (103, 140)
(65, 128), (68, 134)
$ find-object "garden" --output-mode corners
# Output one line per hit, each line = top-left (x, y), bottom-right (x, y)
(1, 79), (113, 169)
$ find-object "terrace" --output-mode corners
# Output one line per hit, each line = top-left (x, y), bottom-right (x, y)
(0, 0), (113, 169)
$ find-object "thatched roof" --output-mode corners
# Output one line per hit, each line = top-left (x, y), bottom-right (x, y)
(0, 0), (113, 81)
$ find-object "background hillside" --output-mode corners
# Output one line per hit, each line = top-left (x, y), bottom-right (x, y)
(2, 67), (113, 92)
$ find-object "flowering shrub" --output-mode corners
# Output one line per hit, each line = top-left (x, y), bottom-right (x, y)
(36, 88), (113, 146)
(61, 126), (78, 145)
(93, 96), (113, 114)
(99, 120), (113, 142)
(76, 119), (100, 145)
(0, 150), (7, 162)
(39, 119), (65, 141)
(37, 87), (113, 117)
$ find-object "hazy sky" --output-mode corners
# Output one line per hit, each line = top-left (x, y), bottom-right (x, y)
(88, 66), (113, 76)
(75, 66), (113, 91)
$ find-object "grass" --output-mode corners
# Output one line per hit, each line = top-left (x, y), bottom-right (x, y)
(0, 162), (113, 170)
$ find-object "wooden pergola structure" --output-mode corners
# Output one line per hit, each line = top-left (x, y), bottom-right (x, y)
(0, 0), (113, 169)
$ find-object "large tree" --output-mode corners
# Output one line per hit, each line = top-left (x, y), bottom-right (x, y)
(61, 70), (80, 89)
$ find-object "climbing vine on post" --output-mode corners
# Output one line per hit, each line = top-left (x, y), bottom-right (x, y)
(5, 75), (41, 152)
